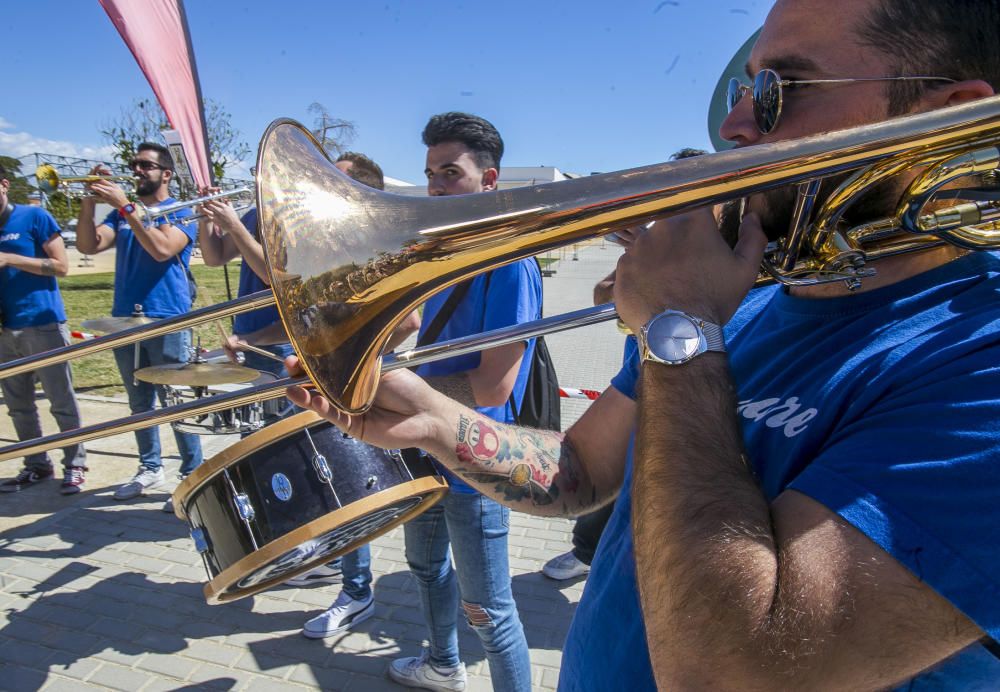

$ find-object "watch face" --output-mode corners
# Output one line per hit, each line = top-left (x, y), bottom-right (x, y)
(649, 313), (703, 363)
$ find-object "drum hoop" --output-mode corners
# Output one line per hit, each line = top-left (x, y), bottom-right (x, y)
(173, 409), (325, 520)
(203, 474), (448, 604)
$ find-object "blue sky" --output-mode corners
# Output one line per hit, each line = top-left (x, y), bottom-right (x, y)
(1, 1), (772, 183)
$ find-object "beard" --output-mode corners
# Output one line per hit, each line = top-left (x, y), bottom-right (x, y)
(136, 176), (160, 197)
(717, 174), (904, 251)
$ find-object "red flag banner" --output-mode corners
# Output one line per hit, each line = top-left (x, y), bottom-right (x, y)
(99, 0), (212, 188)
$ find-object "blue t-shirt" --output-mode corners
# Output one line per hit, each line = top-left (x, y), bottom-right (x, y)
(231, 208), (283, 336)
(0, 205), (66, 328)
(560, 251), (1000, 691)
(415, 258), (543, 492)
(101, 200), (196, 317)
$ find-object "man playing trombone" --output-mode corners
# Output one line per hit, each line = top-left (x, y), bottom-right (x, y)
(289, 0), (1000, 688)
(76, 142), (203, 505)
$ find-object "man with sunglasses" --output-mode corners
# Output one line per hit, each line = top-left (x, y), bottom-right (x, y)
(288, 0), (1000, 688)
(77, 142), (203, 504)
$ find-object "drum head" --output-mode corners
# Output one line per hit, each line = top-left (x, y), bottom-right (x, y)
(206, 476), (444, 603)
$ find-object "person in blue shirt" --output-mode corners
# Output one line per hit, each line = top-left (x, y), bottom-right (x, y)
(76, 142), (202, 507)
(0, 163), (87, 495)
(288, 2), (1000, 689)
(309, 113), (537, 692)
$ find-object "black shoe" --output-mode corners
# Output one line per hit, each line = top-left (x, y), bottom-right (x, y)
(0, 467), (55, 493)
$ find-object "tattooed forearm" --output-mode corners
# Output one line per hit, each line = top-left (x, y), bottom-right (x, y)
(40, 258), (56, 276)
(452, 412), (593, 516)
(425, 373), (478, 408)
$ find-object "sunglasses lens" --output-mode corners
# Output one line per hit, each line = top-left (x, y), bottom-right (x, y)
(726, 78), (742, 112)
(752, 69), (782, 134)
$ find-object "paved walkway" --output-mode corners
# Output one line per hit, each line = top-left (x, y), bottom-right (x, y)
(0, 241), (626, 691)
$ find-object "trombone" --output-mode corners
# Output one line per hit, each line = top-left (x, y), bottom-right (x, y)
(5, 94), (1000, 462)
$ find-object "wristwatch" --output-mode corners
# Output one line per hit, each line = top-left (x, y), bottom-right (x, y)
(638, 309), (725, 365)
(119, 203), (136, 216)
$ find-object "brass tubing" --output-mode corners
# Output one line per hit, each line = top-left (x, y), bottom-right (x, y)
(0, 303), (623, 462)
(0, 290), (276, 381)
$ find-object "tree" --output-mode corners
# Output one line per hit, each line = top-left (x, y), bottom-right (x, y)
(100, 97), (251, 185)
(0, 156), (35, 205)
(308, 102), (357, 157)
(44, 192), (81, 228)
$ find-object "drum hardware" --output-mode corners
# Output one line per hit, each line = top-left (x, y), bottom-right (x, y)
(164, 371), (280, 436)
(223, 467), (258, 550)
(366, 476), (378, 489)
(190, 527), (210, 554)
(303, 426), (341, 506)
(9, 95), (1000, 459)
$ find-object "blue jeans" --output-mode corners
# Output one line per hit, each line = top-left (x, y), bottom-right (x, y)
(404, 490), (531, 691)
(112, 330), (203, 475)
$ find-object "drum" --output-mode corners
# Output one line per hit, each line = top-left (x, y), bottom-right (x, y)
(166, 372), (286, 435)
(173, 410), (448, 603)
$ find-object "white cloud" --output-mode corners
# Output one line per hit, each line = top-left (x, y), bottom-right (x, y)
(0, 120), (116, 163)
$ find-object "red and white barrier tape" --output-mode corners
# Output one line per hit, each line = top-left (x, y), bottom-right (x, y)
(70, 331), (97, 340)
(559, 387), (601, 401)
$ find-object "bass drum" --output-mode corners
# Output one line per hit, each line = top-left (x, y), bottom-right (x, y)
(173, 410), (448, 603)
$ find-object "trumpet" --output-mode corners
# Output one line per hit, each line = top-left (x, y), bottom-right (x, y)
(5, 94), (1000, 462)
(140, 186), (255, 226)
(35, 164), (137, 196)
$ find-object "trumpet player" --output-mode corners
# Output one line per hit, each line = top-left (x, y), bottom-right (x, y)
(291, 1), (1000, 688)
(76, 142), (203, 506)
(0, 162), (87, 494)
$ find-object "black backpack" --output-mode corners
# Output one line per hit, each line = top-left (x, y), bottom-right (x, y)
(508, 334), (561, 431)
(495, 258), (561, 432)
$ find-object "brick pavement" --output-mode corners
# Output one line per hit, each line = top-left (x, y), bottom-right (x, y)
(0, 241), (627, 691)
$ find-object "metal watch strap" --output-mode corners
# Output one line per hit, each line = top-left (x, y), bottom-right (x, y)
(700, 319), (726, 353)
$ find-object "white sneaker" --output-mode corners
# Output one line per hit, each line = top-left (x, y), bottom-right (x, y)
(285, 562), (343, 587)
(542, 551), (590, 581)
(113, 467), (165, 501)
(387, 650), (467, 691)
(302, 591), (374, 639)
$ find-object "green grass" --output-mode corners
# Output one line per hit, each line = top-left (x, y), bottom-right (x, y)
(59, 262), (244, 394)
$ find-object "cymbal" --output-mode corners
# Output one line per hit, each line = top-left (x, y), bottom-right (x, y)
(81, 315), (156, 333)
(134, 362), (261, 386)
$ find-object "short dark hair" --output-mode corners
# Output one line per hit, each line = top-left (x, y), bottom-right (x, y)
(0, 162), (8, 181)
(421, 112), (504, 171)
(137, 142), (175, 171)
(336, 151), (385, 191)
(858, 1), (1000, 114)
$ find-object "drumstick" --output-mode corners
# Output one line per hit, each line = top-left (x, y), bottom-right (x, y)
(216, 322), (286, 364)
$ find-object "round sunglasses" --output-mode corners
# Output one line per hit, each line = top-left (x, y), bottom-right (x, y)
(727, 68), (957, 134)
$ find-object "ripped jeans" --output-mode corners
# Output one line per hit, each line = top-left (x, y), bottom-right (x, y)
(403, 490), (531, 692)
